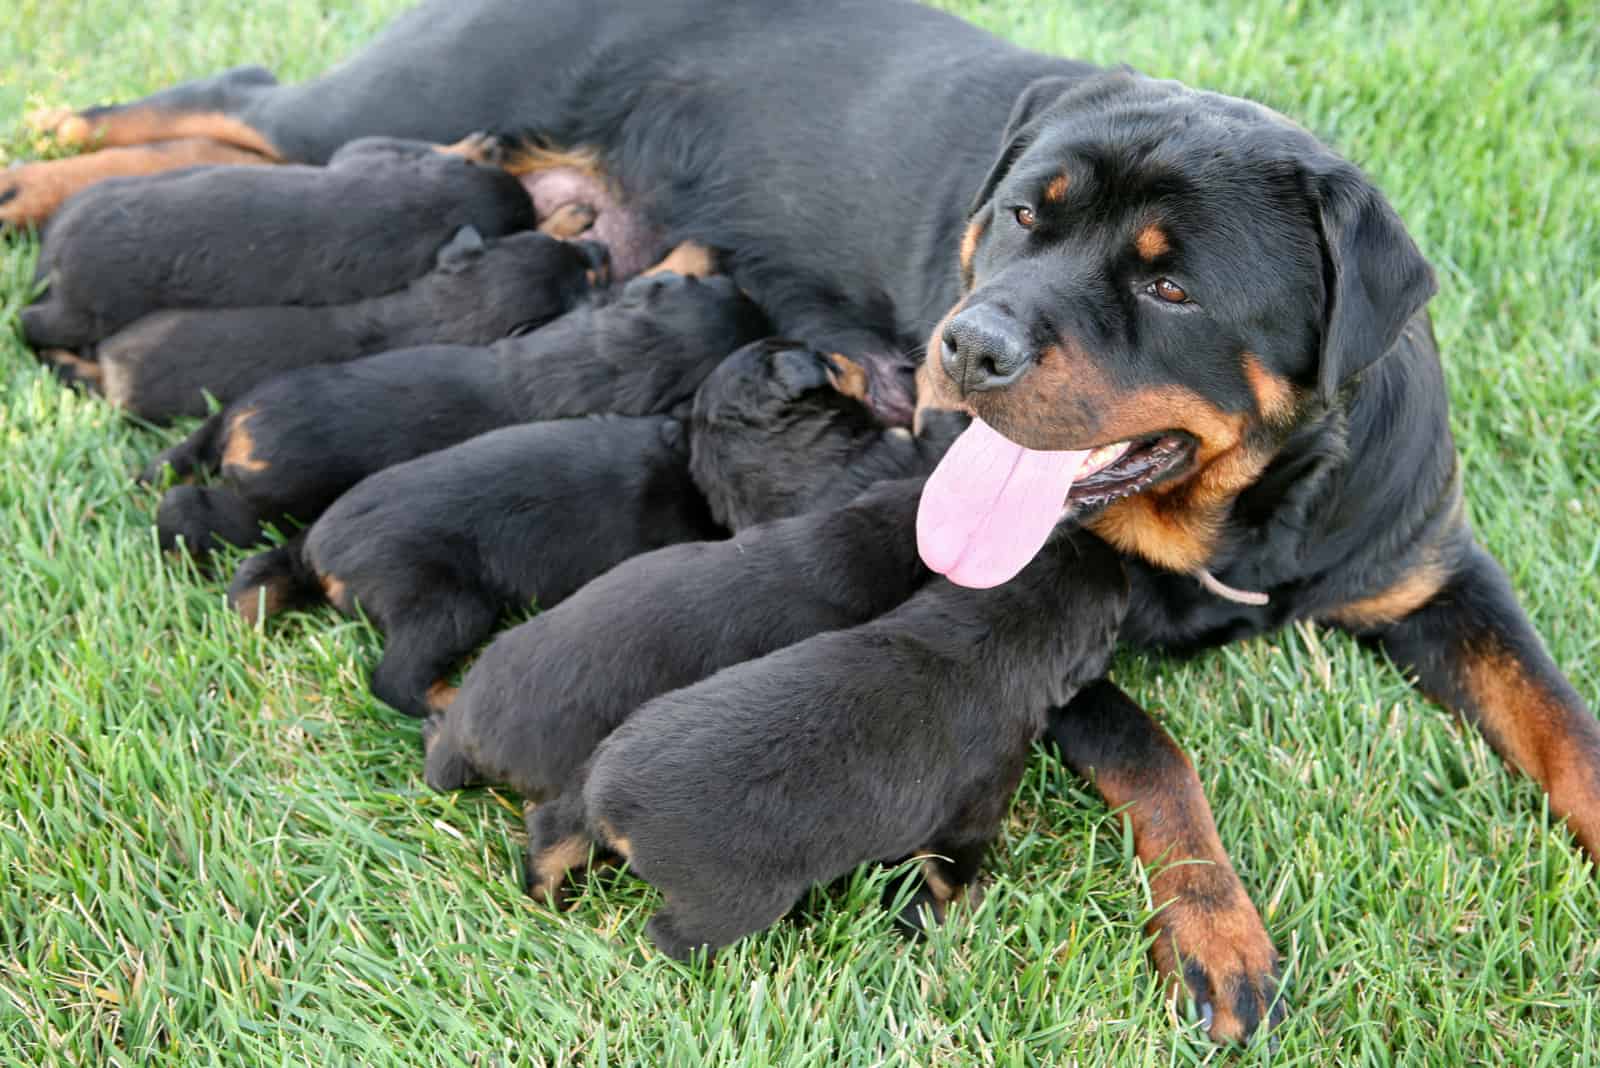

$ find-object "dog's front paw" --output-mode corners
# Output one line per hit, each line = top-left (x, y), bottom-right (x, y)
(1148, 875), (1283, 1044)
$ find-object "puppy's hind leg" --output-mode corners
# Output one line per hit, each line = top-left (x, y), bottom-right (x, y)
(227, 532), (321, 624)
(156, 484), (266, 562)
(421, 714), (485, 794)
(888, 837), (991, 937)
(645, 880), (805, 961)
(523, 790), (603, 908)
(368, 592), (500, 719)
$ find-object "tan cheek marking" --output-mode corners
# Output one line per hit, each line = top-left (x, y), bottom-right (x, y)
(958, 215), (989, 290)
(1241, 353), (1298, 424)
(641, 241), (717, 278)
(220, 407), (270, 474)
(1135, 224), (1171, 262)
(824, 353), (871, 402)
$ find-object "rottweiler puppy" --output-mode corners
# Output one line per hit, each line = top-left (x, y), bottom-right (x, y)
(58, 226), (604, 422)
(22, 133), (535, 349)
(570, 530), (1126, 959)
(228, 414), (721, 719)
(145, 269), (769, 560)
(420, 477), (932, 819)
(687, 340), (970, 530)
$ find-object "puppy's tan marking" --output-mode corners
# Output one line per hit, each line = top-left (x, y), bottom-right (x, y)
(220, 407), (270, 474)
(425, 681), (459, 713)
(537, 202), (597, 239)
(824, 353), (871, 402)
(39, 349), (103, 388)
(527, 834), (592, 908)
(320, 573), (351, 613)
(641, 241), (717, 278)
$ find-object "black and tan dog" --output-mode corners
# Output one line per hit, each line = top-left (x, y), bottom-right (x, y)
(688, 340), (968, 531)
(230, 415), (721, 718)
(420, 477), (932, 821)
(16, 0), (1596, 1042)
(575, 530), (1126, 960)
(146, 267), (769, 560)
(57, 225), (604, 422)
(21, 133), (537, 350)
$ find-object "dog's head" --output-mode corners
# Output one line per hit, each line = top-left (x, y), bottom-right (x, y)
(918, 71), (1435, 583)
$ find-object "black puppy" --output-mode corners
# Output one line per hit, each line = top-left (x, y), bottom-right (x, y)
(61, 226), (604, 422)
(420, 479), (933, 864)
(576, 530), (1126, 959)
(22, 133), (536, 349)
(229, 414), (721, 718)
(688, 339), (969, 529)
(147, 270), (769, 559)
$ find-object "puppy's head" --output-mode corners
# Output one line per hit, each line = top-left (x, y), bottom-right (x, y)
(596, 272), (771, 363)
(920, 71), (1436, 578)
(426, 226), (605, 333)
(689, 340), (885, 529)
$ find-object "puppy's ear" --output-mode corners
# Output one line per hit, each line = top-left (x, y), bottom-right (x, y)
(1308, 162), (1436, 400)
(771, 347), (834, 399)
(436, 224), (487, 272)
(968, 69), (1141, 216)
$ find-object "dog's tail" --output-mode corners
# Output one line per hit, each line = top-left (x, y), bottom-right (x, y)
(227, 533), (322, 624)
(156, 484), (263, 561)
(139, 411), (225, 485)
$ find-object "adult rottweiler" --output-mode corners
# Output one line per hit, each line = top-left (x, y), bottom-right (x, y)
(12, 0), (1595, 1043)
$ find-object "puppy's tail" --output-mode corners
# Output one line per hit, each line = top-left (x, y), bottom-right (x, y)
(156, 484), (263, 561)
(139, 411), (224, 486)
(227, 533), (322, 624)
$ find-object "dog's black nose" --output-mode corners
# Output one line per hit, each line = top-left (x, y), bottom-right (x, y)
(940, 304), (1033, 392)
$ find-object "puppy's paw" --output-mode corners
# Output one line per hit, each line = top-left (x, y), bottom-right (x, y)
(536, 201), (597, 240)
(1149, 877), (1284, 1044)
(36, 348), (103, 392)
(644, 909), (709, 962)
(438, 130), (509, 166)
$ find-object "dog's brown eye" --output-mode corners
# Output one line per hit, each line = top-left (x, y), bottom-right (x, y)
(1151, 278), (1189, 304)
(1013, 205), (1037, 229)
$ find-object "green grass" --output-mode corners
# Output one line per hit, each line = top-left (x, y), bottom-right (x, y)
(2, 0), (1597, 1063)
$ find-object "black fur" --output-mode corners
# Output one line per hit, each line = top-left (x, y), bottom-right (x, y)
(22, 135), (535, 348)
(233, 415), (721, 718)
(582, 531), (1127, 959)
(144, 272), (769, 558)
(91, 228), (604, 422)
(688, 340), (968, 530)
(422, 478), (932, 802)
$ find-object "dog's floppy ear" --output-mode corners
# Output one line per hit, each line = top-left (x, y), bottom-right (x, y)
(969, 69), (1142, 216)
(969, 76), (1077, 216)
(436, 224), (487, 272)
(1309, 162), (1436, 400)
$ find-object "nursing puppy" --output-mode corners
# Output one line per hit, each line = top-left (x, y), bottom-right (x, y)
(21, 134), (537, 350)
(230, 414), (721, 718)
(420, 479), (932, 850)
(73, 226), (604, 422)
(146, 269), (769, 559)
(576, 530), (1127, 959)
(689, 339), (969, 529)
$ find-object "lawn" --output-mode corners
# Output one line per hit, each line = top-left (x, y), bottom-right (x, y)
(2, 0), (1596, 1064)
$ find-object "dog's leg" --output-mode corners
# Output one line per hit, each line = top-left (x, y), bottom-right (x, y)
(1046, 681), (1282, 1044)
(5, 68), (287, 229)
(887, 838), (990, 936)
(421, 714), (484, 794)
(369, 598), (499, 719)
(1341, 541), (1600, 857)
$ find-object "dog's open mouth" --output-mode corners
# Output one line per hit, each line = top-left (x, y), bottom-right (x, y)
(916, 419), (1196, 589)
(1066, 432), (1195, 512)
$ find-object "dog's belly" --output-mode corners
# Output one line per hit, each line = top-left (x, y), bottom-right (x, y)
(255, 0), (1092, 348)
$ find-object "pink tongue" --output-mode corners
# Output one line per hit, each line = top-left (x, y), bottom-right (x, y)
(917, 417), (1089, 588)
